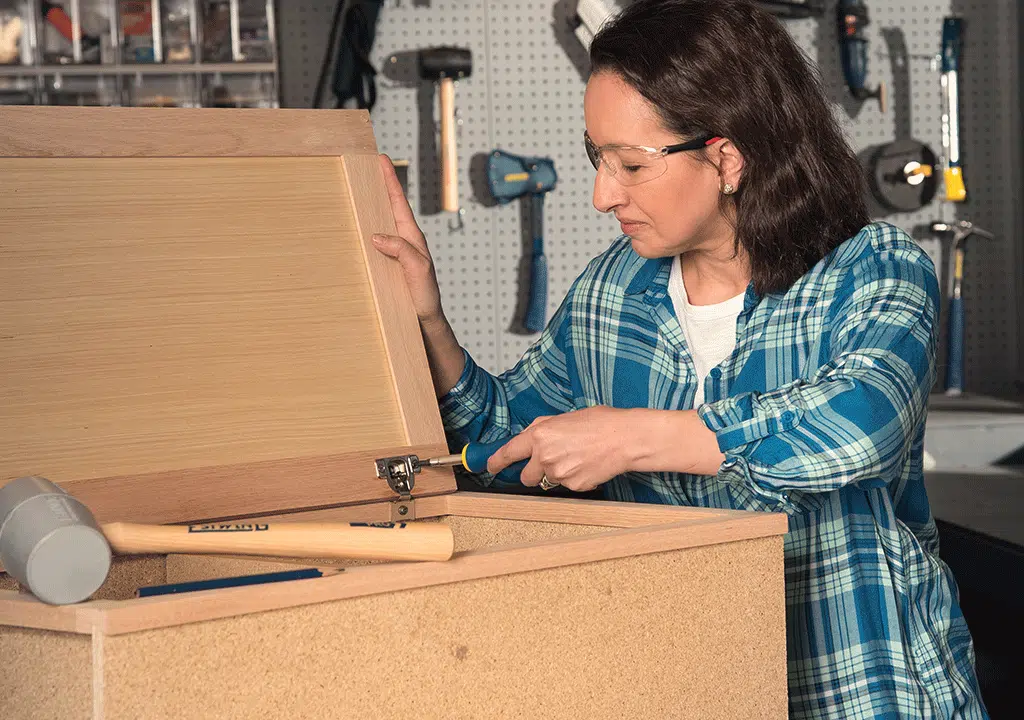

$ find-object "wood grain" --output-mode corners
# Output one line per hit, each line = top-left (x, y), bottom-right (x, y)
(443, 491), (762, 526)
(1, 155), (395, 479)
(0, 106), (377, 158)
(342, 154), (447, 448)
(0, 155), (455, 519)
(54, 444), (451, 526)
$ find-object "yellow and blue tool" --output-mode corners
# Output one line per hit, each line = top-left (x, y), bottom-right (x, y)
(424, 438), (527, 477)
(486, 150), (557, 333)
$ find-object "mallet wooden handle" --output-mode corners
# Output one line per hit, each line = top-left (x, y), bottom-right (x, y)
(101, 520), (454, 562)
(438, 76), (459, 213)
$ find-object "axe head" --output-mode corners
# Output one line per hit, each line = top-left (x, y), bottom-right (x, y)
(486, 150), (557, 203)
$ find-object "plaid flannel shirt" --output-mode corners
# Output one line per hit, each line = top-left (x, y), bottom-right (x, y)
(439, 221), (988, 719)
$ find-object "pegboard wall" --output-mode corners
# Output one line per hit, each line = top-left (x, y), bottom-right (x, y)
(276, 0), (1022, 398)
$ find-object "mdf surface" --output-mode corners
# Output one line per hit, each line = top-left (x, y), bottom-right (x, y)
(1, 522), (787, 720)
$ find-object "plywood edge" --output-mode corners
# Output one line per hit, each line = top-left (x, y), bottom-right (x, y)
(443, 491), (777, 526)
(49, 443), (451, 526)
(74, 512), (784, 635)
(0, 106), (377, 157)
(0, 591), (107, 634)
(341, 154), (449, 451)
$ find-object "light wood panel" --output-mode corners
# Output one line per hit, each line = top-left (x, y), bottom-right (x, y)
(443, 491), (752, 526)
(343, 154), (446, 447)
(0, 156), (411, 496)
(0, 106), (377, 158)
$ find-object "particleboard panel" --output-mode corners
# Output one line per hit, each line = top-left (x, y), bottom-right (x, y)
(96, 537), (786, 720)
(443, 514), (607, 551)
(0, 627), (92, 720)
(0, 155), (402, 483)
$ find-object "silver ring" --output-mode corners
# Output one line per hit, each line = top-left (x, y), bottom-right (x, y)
(539, 474), (558, 491)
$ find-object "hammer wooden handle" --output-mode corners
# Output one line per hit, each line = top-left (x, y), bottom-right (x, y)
(438, 77), (459, 213)
(101, 521), (454, 562)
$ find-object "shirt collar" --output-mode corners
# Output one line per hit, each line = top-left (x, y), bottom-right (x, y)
(624, 256), (670, 296)
(624, 255), (768, 311)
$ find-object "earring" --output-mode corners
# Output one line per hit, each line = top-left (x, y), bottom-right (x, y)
(722, 183), (735, 195)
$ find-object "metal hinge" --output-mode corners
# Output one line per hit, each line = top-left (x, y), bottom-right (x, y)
(374, 454), (423, 521)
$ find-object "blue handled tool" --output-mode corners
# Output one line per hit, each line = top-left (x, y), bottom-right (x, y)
(486, 149), (557, 333)
(837, 0), (886, 111)
(929, 220), (993, 396)
(424, 437), (527, 478)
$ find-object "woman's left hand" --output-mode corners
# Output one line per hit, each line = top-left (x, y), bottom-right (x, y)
(486, 406), (638, 492)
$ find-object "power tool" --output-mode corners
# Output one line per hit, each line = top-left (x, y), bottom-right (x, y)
(838, 0), (886, 111)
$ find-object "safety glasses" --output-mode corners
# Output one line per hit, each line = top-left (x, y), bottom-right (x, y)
(584, 130), (721, 186)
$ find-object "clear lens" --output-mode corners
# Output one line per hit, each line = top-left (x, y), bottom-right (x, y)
(604, 147), (667, 185)
(584, 134), (668, 186)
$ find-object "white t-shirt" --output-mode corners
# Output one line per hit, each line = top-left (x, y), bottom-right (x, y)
(666, 255), (745, 407)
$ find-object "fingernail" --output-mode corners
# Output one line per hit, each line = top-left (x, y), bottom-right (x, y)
(371, 234), (384, 245)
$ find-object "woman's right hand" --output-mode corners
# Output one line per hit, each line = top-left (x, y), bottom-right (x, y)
(372, 155), (446, 327)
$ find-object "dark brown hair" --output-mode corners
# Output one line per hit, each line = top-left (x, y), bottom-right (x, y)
(589, 0), (870, 295)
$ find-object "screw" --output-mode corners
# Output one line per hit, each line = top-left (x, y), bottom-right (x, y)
(398, 505), (409, 516)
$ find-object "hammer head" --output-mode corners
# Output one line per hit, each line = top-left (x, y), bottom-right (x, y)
(0, 476), (111, 605)
(486, 150), (557, 202)
(418, 46), (472, 81)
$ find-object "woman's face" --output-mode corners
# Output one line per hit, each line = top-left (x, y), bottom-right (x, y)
(583, 71), (740, 259)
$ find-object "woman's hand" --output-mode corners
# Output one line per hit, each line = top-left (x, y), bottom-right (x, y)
(372, 154), (445, 325)
(485, 407), (727, 491)
(485, 406), (638, 492)
(372, 154), (465, 397)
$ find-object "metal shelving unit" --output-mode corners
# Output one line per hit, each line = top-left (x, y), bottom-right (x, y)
(0, 0), (279, 107)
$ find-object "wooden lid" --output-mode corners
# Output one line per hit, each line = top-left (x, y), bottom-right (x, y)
(0, 106), (455, 525)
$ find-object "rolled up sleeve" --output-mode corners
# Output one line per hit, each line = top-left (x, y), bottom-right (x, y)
(698, 250), (940, 506)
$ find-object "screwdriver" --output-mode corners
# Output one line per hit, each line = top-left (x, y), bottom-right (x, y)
(424, 438), (527, 475)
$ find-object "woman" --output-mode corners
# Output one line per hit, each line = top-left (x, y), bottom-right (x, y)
(371, 0), (988, 717)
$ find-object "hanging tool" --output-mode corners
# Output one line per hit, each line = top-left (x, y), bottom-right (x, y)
(486, 149), (558, 333)
(866, 28), (937, 212)
(928, 220), (993, 396)
(837, 0), (886, 111)
(939, 17), (966, 202)
(418, 46), (472, 231)
(313, 0), (385, 110)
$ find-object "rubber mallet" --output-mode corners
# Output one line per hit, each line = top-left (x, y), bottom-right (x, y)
(0, 476), (454, 606)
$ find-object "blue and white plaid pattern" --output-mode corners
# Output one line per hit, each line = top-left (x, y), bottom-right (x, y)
(439, 221), (988, 719)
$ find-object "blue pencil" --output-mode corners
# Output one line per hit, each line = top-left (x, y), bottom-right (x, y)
(136, 567), (341, 598)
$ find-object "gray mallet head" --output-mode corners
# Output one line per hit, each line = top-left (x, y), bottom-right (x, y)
(0, 476), (111, 605)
